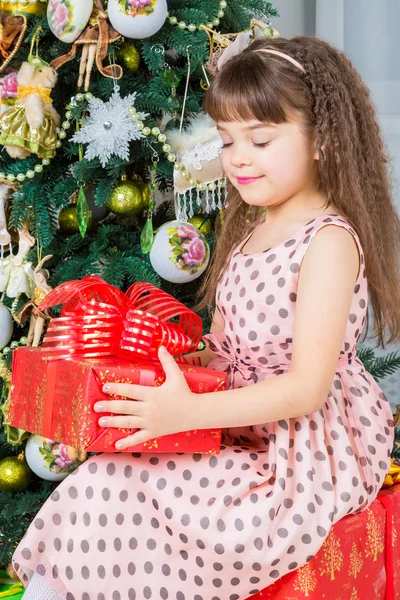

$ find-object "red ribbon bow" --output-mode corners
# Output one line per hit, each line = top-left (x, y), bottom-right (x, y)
(36, 276), (202, 360)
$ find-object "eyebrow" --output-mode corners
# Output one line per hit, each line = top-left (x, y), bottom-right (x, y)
(216, 123), (278, 132)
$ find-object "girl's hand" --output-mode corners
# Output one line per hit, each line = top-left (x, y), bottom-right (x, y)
(94, 346), (197, 450)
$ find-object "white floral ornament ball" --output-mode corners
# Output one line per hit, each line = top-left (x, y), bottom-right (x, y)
(47, 0), (94, 44)
(25, 435), (87, 482)
(108, 0), (168, 39)
(150, 220), (210, 284)
(0, 303), (13, 350)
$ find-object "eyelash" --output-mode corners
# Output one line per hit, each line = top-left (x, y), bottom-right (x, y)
(222, 142), (271, 149)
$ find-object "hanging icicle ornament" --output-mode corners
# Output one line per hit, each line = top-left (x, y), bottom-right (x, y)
(167, 113), (226, 221)
(140, 156), (158, 254)
(128, 109), (227, 223)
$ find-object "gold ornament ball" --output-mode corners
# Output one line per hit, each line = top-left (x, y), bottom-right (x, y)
(136, 181), (151, 210)
(0, 2), (46, 19)
(188, 216), (212, 234)
(107, 180), (143, 218)
(0, 455), (31, 493)
(118, 43), (140, 73)
(58, 204), (93, 234)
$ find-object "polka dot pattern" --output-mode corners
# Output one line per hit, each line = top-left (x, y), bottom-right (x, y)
(12, 215), (394, 600)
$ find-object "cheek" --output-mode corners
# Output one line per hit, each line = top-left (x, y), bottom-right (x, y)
(221, 151), (231, 173)
(263, 143), (310, 181)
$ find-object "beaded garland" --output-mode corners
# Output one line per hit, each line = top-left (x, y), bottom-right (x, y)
(167, 0), (228, 33)
(0, 92), (224, 200)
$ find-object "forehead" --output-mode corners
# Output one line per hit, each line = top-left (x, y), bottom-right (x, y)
(216, 120), (298, 134)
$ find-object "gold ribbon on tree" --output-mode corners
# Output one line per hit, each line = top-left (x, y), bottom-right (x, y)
(0, 13), (27, 73)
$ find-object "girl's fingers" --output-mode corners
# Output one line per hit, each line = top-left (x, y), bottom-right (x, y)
(115, 429), (154, 450)
(102, 382), (151, 400)
(98, 415), (144, 429)
(94, 400), (145, 415)
(158, 346), (185, 380)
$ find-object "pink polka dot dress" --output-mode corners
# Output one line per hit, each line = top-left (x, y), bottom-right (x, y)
(13, 214), (394, 600)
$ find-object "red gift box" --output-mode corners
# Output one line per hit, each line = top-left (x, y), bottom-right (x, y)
(7, 276), (226, 453)
(7, 346), (226, 453)
(244, 485), (400, 600)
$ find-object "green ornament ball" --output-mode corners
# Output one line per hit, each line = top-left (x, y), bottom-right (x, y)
(118, 42), (140, 73)
(107, 179), (144, 218)
(188, 215), (212, 234)
(0, 455), (31, 493)
(136, 181), (151, 210)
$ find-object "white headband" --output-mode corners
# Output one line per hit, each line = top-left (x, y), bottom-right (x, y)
(255, 49), (306, 73)
(217, 30), (306, 74)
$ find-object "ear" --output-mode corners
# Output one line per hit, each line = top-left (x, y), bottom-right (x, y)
(17, 62), (36, 85)
(314, 144), (325, 161)
(313, 133), (325, 161)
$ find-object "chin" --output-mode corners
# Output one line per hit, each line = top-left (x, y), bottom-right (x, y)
(239, 193), (270, 207)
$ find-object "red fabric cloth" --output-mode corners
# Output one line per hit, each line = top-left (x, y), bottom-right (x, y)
(377, 485), (400, 599)
(246, 485), (400, 599)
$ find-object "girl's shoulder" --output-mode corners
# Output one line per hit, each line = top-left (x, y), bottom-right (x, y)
(298, 213), (365, 283)
(302, 213), (364, 257)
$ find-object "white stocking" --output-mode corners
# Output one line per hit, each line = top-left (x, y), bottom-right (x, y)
(22, 572), (63, 600)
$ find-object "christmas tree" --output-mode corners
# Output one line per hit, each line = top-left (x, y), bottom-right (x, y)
(0, 0), (281, 569)
(0, 0), (399, 573)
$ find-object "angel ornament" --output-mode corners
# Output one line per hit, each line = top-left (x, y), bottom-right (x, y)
(14, 255), (53, 347)
(50, 0), (122, 92)
(0, 223), (35, 299)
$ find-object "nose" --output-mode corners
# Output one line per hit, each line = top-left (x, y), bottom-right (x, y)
(229, 144), (252, 168)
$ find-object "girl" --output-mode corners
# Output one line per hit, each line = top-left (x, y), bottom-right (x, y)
(14, 36), (400, 600)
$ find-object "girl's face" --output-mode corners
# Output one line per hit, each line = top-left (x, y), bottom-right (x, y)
(217, 118), (319, 209)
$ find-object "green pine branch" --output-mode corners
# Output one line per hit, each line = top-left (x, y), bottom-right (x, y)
(365, 352), (400, 382)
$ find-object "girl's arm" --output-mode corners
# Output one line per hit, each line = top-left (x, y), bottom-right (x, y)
(190, 225), (361, 429)
(179, 307), (225, 368)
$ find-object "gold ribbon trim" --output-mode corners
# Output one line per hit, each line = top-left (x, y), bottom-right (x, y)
(0, 14), (27, 74)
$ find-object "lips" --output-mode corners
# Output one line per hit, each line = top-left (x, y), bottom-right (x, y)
(236, 176), (264, 185)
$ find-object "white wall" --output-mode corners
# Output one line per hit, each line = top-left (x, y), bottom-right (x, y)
(270, 0), (316, 38)
(316, 0), (400, 212)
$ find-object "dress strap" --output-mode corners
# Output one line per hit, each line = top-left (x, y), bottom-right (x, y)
(298, 214), (365, 280)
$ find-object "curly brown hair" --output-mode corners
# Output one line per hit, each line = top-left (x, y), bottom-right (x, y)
(196, 36), (400, 348)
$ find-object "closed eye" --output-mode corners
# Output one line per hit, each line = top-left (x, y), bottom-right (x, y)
(222, 142), (271, 149)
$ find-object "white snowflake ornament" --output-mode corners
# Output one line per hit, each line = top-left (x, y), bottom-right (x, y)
(71, 85), (148, 167)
